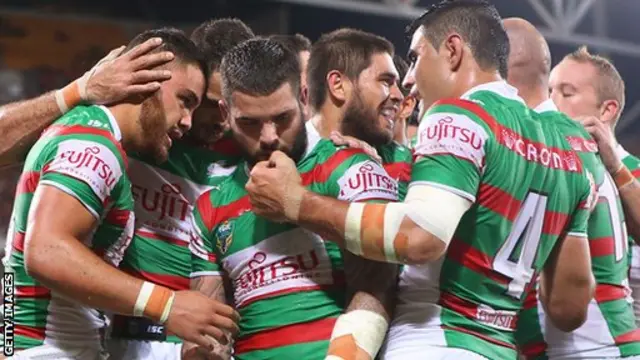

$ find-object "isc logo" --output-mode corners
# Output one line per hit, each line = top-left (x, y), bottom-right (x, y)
(146, 325), (164, 334)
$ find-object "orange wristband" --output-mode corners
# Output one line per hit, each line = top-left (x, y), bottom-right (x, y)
(613, 165), (635, 189)
(134, 282), (175, 324)
(55, 81), (82, 114)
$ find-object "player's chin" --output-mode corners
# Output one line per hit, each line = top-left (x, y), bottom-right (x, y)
(152, 144), (170, 164)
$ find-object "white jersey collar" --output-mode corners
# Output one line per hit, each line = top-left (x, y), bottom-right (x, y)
(460, 80), (526, 105)
(303, 120), (323, 159)
(98, 105), (122, 142)
(533, 99), (559, 113)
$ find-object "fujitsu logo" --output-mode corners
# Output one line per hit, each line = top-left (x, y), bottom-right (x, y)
(57, 146), (117, 187)
(132, 182), (190, 221)
(341, 161), (397, 196)
(421, 116), (484, 150)
(476, 306), (517, 331)
(236, 250), (320, 292)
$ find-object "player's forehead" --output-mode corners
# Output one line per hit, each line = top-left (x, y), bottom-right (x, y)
(550, 59), (596, 89)
(409, 27), (426, 53)
(230, 82), (298, 117)
(167, 62), (206, 101)
(361, 52), (398, 80)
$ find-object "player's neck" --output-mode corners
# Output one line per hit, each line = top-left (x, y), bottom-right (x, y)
(311, 105), (342, 138)
(453, 69), (502, 99)
(106, 103), (141, 152)
(520, 88), (548, 110)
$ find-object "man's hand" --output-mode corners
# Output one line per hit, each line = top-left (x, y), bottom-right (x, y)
(182, 342), (231, 360)
(82, 37), (174, 105)
(246, 151), (304, 223)
(578, 116), (622, 174)
(165, 291), (239, 351)
(330, 131), (381, 163)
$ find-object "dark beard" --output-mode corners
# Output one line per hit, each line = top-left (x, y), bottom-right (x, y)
(341, 90), (391, 147)
(139, 93), (169, 163)
(238, 103), (309, 168)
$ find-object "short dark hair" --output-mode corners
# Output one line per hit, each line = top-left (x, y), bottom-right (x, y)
(407, 0), (509, 78)
(220, 38), (301, 102)
(125, 27), (208, 81)
(393, 55), (410, 96)
(190, 18), (255, 72)
(308, 28), (394, 111)
(269, 33), (312, 54)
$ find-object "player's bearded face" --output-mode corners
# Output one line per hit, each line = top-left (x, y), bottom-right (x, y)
(341, 53), (399, 147)
(139, 63), (205, 163)
(342, 85), (393, 147)
(228, 83), (308, 166)
(139, 93), (172, 162)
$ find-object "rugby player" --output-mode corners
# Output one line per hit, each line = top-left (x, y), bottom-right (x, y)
(188, 38), (398, 360)
(245, 1), (597, 359)
(1, 28), (237, 360)
(549, 46), (640, 325)
(106, 19), (255, 360)
(503, 17), (640, 359)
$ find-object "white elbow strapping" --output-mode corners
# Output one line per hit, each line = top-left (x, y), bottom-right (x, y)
(330, 310), (389, 358)
(403, 184), (472, 247)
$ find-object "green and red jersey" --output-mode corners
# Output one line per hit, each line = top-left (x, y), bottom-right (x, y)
(2, 105), (134, 350)
(516, 100), (640, 359)
(190, 126), (399, 360)
(381, 82), (595, 360)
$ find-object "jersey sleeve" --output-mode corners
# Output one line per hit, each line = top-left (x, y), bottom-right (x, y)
(39, 137), (126, 219)
(411, 101), (494, 203)
(621, 154), (640, 180)
(189, 192), (223, 277)
(567, 169), (598, 238)
(323, 149), (399, 203)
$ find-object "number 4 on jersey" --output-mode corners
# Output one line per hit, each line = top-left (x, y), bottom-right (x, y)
(494, 192), (547, 299)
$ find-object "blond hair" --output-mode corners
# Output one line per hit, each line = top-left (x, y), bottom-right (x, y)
(565, 46), (625, 123)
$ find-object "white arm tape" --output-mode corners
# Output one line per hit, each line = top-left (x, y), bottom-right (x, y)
(330, 310), (388, 358)
(343, 184), (471, 262)
(403, 184), (472, 248)
(133, 282), (155, 317)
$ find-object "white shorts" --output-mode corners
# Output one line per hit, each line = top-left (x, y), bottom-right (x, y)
(106, 339), (181, 360)
(379, 345), (490, 360)
(7, 344), (107, 360)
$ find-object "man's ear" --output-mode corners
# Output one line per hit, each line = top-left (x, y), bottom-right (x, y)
(326, 70), (352, 105)
(443, 33), (464, 72)
(599, 99), (621, 127)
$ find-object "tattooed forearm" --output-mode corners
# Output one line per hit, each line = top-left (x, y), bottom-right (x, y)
(343, 251), (398, 319)
(191, 275), (227, 302)
(187, 276), (233, 360)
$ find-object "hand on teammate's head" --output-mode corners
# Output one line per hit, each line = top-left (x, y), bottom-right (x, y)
(83, 37), (174, 105)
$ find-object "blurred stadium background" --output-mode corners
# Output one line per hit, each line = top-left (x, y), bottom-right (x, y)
(1, 0), (639, 253)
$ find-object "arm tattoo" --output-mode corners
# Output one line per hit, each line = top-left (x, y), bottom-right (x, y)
(342, 250), (398, 320)
(191, 276), (227, 303)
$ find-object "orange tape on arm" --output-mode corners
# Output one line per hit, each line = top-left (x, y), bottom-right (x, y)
(134, 282), (175, 324)
(614, 165), (635, 189)
(55, 81), (82, 114)
(344, 202), (410, 263)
